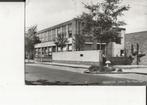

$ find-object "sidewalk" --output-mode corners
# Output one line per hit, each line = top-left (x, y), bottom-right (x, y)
(114, 65), (147, 74)
(35, 61), (147, 69)
(34, 61), (147, 74)
(114, 65), (147, 69)
(35, 61), (90, 69)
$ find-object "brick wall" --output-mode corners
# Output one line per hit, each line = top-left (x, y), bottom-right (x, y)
(125, 31), (147, 65)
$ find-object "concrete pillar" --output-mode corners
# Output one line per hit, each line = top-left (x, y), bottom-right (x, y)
(66, 25), (68, 38)
(106, 42), (114, 58)
(71, 19), (77, 51)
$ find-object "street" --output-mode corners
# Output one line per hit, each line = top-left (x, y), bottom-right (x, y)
(25, 63), (147, 85)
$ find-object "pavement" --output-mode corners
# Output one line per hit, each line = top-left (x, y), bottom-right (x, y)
(26, 63), (87, 74)
(25, 64), (147, 85)
(26, 60), (147, 74)
(114, 65), (147, 69)
(34, 61), (90, 69)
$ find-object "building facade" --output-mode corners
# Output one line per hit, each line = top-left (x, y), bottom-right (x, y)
(34, 18), (126, 61)
(34, 19), (76, 61)
(125, 31), (147, 65)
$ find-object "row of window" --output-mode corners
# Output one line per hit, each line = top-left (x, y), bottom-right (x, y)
(35, 44), (72, 56)
(37, 24), (72, 42)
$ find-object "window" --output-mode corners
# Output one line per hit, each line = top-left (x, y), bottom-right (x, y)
(63, 46), (67, 51)
(57, 27), (62, 35)
(42, 48), (44, 55)
(120, 50), (124, 56)
(40, 33), (44, 42)
(42, 33), (45, 42)
(52, 46), (56, 52)
(35, 49), (38, 57)
(52, 29), (56, 40)
(45, 47), (48, 54)
(80, 54), (83, 57)
(48, 30), (52, 41)
(44, 32), (48, 42)
(48, 47), (52, 52)
(68, 44), (72, 51)
(97, 44), (106, 50)
(116, 37), (121, 44)
(68, 24), (72, 38)
(62, 25), (66, 37)
(58, 47), (61, 52)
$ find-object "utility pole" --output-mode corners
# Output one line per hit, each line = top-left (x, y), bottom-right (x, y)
(99, 27), (103, 71)
(95, 26), (103, 70)
(136, 43), (139, 65)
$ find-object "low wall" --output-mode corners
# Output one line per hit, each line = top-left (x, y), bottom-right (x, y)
(52, 50), (101, 65)
(108, 57), (132, 65)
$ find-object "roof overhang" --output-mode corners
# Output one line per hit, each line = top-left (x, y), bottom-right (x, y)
(34, 42), (56, 48)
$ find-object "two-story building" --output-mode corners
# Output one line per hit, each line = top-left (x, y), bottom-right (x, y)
(34, 18), (126, 62)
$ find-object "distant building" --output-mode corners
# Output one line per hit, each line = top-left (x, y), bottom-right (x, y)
(34, 18), (126, 61)
(125, 31), (147, 65)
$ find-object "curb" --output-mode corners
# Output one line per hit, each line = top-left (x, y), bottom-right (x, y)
(134, 72), (147, 75)
(34, 62), (147, 70)
(29, 62), (147, 75)
(114, 66), (147, 69)
(35, 62), (89, 69)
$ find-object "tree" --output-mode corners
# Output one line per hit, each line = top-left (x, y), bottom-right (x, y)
(74, 34), (85, 51)
(54, 33), (68, 52)
(79, 0), (130, 49)
(25, 25), (41, 60)
(78, 0), (129, 70)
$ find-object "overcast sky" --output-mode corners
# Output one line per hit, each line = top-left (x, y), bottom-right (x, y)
(26, 0), (147, 33)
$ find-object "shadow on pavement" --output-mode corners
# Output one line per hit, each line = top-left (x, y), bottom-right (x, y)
(25, 79), (147, 86)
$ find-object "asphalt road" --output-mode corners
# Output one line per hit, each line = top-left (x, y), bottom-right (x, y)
(25, 64), (147, 85)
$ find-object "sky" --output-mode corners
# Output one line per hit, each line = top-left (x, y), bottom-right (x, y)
(26, 0), (147, 33)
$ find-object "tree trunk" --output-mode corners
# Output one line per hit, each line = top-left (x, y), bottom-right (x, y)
(28, 51), (31, 63)
(92, 39), (97, 50)
(61, 47), (63, 52)
(56, 45), (58, 52)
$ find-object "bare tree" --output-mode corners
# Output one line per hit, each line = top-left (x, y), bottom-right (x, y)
(74, 34), (85, 51)
(54, 33), (68, 52)
(25, 25), (41, 61)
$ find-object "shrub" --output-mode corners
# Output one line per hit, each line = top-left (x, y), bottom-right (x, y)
(88, 65), (103, 72)
(103, 66), (116, 72)
(86, 65), (122, 74)
(115, 68), (123, 72)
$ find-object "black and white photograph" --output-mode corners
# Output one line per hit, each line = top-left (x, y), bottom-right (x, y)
(25, 0), (147, 85)
(0, 0), (146, 105)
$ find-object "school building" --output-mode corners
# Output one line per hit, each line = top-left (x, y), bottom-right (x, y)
(34, 18), (127, 64)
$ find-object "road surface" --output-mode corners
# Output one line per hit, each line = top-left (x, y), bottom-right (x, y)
(25, 63), (147, 85)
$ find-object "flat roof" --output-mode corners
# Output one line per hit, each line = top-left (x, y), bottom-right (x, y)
(126, 31), (147, 35)
(37, 18), (77, 34)
(37, 18), (126, 34)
